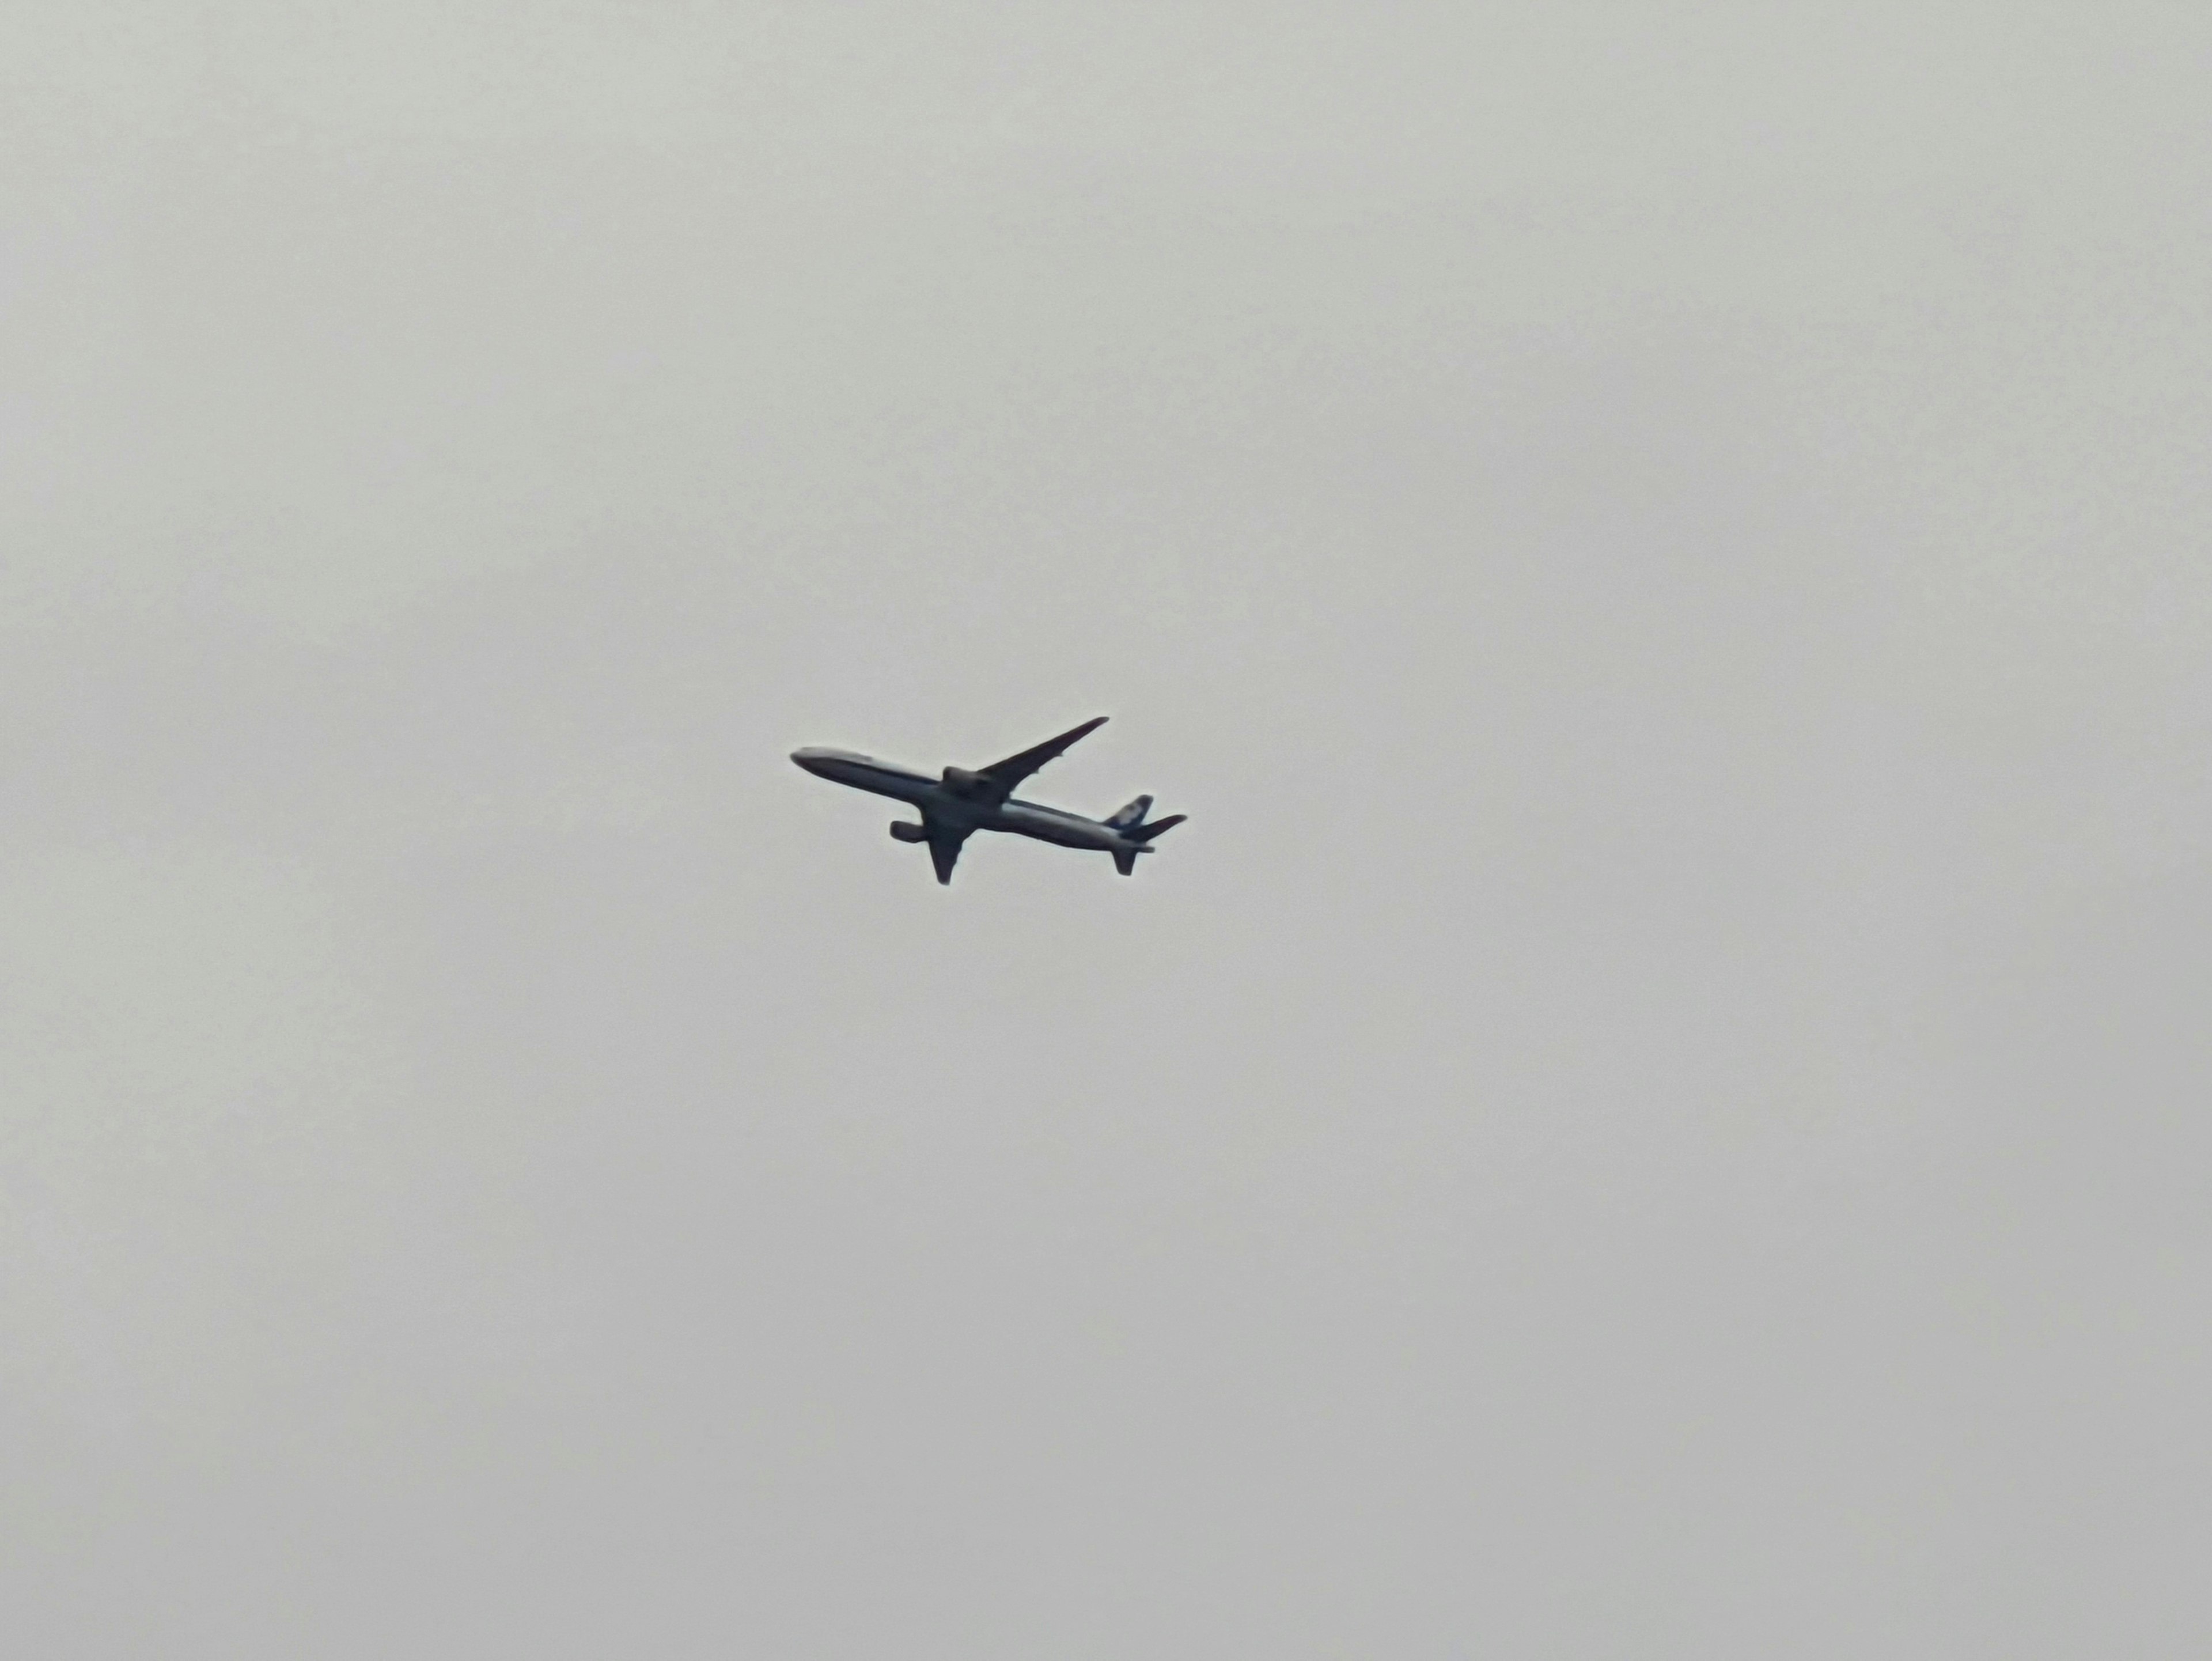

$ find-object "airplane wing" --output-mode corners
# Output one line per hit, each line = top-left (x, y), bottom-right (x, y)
(978, 716), (1108, 795)
(927, 826), (970, 886)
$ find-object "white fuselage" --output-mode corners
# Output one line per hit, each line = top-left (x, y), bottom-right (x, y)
(789, 747), (1138, 853)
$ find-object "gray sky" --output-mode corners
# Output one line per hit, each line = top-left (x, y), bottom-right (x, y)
(5, 3), (2208, 1655)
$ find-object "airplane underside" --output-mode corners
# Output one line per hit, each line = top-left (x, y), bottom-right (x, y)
(793, 717), (1185, 887)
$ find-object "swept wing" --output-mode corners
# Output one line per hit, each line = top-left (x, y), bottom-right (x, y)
(978, 716), (1108, 796)
(927, 825), (969, 886)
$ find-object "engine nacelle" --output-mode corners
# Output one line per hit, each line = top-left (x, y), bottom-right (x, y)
(941, 766), (988, 797)
(889, 820), (929, 843)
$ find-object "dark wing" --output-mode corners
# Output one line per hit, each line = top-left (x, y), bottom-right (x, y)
(927, 826), (970, 886)
(979, 716), (1108, 794)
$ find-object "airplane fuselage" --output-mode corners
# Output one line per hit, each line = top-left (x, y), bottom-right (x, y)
(790, 748), (1140, 854)
(792, 717), (1184, 884)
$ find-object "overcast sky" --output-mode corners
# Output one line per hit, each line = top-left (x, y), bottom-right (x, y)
(5, 4), (2209, 1655)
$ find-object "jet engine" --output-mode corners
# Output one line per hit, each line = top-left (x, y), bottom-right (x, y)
(889, 820), (929, 842)
(940, 766), (989, 797)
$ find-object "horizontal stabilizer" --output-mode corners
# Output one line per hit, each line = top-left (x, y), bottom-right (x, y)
(1132, 813), (1185, 843)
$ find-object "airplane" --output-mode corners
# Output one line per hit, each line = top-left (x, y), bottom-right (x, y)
(790, 716), (1185, 886)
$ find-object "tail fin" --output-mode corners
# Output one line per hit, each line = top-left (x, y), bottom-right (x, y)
(1104, 794), (1153, 831)
(1132, 813), (1185, 843)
